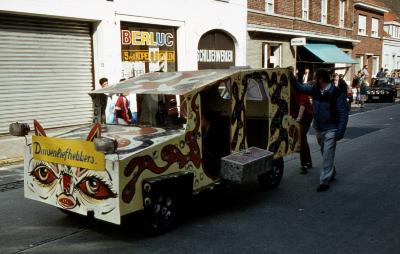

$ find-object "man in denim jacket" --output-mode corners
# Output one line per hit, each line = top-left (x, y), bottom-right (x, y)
(289, 68), (348, 192)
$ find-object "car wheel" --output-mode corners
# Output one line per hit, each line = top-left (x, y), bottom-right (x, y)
(143, 191), (178, 235)
(258, 158), (284, 190)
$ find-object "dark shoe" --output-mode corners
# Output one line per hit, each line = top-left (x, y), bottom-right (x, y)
(317, 184), (329, 192)
(304, 163), (313, 169)
(299, 166), (308, 174)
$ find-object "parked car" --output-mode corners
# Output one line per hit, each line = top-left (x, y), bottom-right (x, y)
(9, 68), (301, 234)
(366, 78), (396, 102)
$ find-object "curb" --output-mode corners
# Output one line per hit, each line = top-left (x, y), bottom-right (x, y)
(0, 157), (23, 167)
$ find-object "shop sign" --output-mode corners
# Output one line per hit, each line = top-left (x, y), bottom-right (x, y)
(198, 30), (236, 70)
(120, 22), (177, 77)
(291, 37), (306, 46)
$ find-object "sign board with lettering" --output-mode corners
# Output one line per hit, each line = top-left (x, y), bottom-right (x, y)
(290, 37), (307, 46)
(198, 30), (236, 70)
(32, 136), (105, 171)
(120, 22), (177, 78)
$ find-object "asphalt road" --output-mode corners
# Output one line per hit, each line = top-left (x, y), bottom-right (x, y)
(1, 102), (399, 254)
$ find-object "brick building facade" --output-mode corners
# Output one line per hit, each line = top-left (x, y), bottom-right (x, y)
(353, 0), (387, 80)
(247, 0), (383, 80)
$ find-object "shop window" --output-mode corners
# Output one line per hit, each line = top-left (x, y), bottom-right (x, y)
(397, 56), (400, 69)
(339, 0), (345, 27)
(371, 18), (379, 37)
(265, 0), (274, 14)
(262, 43), (282, 68)
(358, 15), (367, 35)
(321, 0), (328, 24)
(302, 0), (309, 20)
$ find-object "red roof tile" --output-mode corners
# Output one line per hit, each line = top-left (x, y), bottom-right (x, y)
(385, 11), (399, 22)
(354, 0), (387, 9)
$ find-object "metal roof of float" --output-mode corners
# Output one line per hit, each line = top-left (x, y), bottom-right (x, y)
(90, 69), (242, 95)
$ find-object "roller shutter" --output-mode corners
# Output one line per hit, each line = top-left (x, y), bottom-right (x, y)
(0, 14), (94, 134)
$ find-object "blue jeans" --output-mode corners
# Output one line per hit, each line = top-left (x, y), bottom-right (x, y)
(315, 129), (337, 185)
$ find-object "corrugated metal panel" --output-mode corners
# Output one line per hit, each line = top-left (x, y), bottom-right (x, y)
(0, 14), (94, 134)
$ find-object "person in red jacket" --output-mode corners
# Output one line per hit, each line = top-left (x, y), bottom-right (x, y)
(115, 93), (132, 125)
(296, 92), (313, 174)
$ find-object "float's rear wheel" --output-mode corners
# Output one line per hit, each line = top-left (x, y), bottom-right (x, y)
(143, 191), (178, 235)
(258, 158), (284, 190)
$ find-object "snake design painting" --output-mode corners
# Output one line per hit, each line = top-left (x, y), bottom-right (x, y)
(267, 71), (300, 158)
(122, 93), (202, 203)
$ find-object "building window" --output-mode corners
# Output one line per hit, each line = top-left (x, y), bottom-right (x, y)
(395, 26), (400, 39)
(388, 25), (393, 37)
(372, 56), (379, 77)
(371, 18), (379, 37)
(339, 0), (345, 27)
(265, 0), (274, 14)
(321, 0), (328, 24)
(355, 56), (363, 72)
(393, 55), (396, 70)
(397, 56), (400, 69)
(302, 0), (309, 20)
(263, 43), (282, 68)
(358, 15), (367, 35)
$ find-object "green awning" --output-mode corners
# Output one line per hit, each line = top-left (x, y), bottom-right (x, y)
(303, 44), (358, 64)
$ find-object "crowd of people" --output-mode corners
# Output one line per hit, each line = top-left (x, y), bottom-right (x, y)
(293, 64), (400, 191)
(352, 65), (400, 107)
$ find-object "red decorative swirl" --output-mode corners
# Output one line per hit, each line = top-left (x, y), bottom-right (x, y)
(122, 94), (202, 203)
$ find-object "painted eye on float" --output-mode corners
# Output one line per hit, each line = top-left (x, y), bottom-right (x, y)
(77, 176), (117, 200)
(30, 164), (57, 185)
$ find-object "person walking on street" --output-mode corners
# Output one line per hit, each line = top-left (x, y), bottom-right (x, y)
(360, 82), (368, 108)
(289, 68), (349, 192)
(92, 77), (109, 123)
(339, 74), (353, 111)
(296, 91), (313, 174)
(376, 68), (384, 78)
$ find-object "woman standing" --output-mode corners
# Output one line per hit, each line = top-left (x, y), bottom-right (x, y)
(360, 82), (368, 108)
(296, 91), (313, 174)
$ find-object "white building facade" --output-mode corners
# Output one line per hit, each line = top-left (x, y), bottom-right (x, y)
(383, 20), (400, 71)
(0, 0), (247, 134)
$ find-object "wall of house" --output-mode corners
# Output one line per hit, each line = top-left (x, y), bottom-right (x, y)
(0, 0), (248, 86)
(353, 7), (385, 77)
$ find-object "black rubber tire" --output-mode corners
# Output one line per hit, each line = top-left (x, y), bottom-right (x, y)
(143, 191), (179, 236)
(258, 158), (284, 190)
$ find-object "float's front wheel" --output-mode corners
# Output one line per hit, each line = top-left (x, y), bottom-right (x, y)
(258, 158), (284, 190)
(143, 191), (178, 235)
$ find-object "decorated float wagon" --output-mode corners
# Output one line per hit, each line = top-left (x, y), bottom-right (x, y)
(10, 68), (300, 234)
